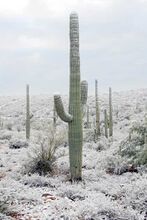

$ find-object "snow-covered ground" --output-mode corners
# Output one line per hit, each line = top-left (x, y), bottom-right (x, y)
(0, 89), (147, 220)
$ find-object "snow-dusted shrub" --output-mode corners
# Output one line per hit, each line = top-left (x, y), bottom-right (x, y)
(59, 189), (85, 201)
(119, 122), (147, 165)
(96, 137), (110, 151)
(21, 174), (54, 187)
(23, 127), (66, 175)
(5, 122), (13, 131)
(9, 139), (29, 149)
(0, 131), (12, 140)
(105, 156), (131, 175)
(0, 190), (14, 219)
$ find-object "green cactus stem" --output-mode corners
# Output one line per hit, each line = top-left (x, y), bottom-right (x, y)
(54, 12), (83, 181)
(86, 105), (91, 129)
(81, 80), (88, 105)
(95, 79), (100, 139)
(53, 100), (58, 129)
(54, 95), (73, 122)
(104, 109), (108, 138)
(109, 87), (113, 137)
(26, 84), (30, 140)
(81, 80), (88, 117)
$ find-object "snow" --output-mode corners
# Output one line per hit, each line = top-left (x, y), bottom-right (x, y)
(0, 89), (147, 220)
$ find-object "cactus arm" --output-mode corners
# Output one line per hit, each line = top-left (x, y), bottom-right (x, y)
(54, 95), (73, 123)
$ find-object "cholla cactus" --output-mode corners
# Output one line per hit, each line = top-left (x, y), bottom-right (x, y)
(104, 109), (108, 138)
(54, 12), (83, 181)
(95, 79), (100, 139)
(109, 87), (113, 137)
(26, 84), (30, 140)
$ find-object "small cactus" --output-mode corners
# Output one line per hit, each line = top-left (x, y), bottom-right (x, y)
(53, 101), (58, 129)
(104, 109), (108, 138)
(26, 84), (30, 140)
(109, 87), (113, 137)
(86, 105), (91, 128)
(81, 80), (88, 118)
(81, 80), (88, 106)
(54, 12), (83, 181)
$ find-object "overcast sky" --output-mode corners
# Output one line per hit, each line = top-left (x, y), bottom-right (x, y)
(0, 0), (147, 95)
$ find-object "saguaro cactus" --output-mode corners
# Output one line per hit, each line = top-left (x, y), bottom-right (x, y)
(81, 80), (88, 117)
(81, 80), (88, 105)
(86, 105), (91, 129)
(53, 101), (58, 129)
(95, 79), (100, 139)
(104, 109), (108, 138)
(54, 12), (83, 181)
(26, 84), (30, 140)
(109, 87), (113, 137)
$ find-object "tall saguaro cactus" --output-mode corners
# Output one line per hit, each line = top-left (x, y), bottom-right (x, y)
(86, 105), (91, 129)
(81, 80), (88, 117)
(26, 84), (30, 140)
(109, 87), (113, 137)
(54, 13), (83, 181)
(95, 79), (100, 139)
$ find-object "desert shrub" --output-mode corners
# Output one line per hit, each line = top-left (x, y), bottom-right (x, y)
(21, 174), (54, 187)
(5, 122), (13, 131)
(105, 156), (134, 175)
(23, 126), (66, 175)
(119, 122), (147, 166)
(0, 191), (14, 219)
(96, 137), (109, 151)
(9, 139), (29, 149)
(0, 131), (12, 141)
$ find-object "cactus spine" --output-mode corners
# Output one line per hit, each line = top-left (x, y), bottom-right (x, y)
(104, 109), (108, 138)
(95, 79), (100, 139)
(26, 84), (30, 140)
(109, 87), (113, 137)
(54, 13), (83, 181)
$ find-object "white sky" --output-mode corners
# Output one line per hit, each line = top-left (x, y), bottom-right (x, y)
(0, 0), (147, 95)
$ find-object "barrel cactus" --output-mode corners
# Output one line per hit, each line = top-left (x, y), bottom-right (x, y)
(54, 12), (84, 181)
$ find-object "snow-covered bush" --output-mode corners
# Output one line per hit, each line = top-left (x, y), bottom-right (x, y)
(0, 131), (12, 141)
(0, 190), (14, 219)
(96, 137), (110, 151)
(23, 127), (66, 175)
(105, 155), (138, 175)
(119, 122), (147, 165)
(9, 139), (29, 149)
(21, 174), (53, 187)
